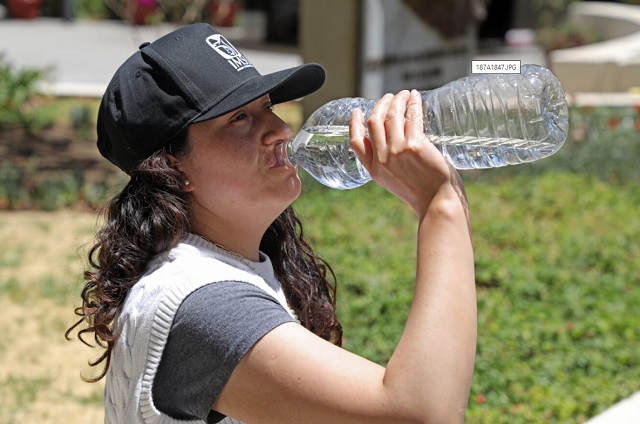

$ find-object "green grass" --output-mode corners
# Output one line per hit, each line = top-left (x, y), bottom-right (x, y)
(295, 170), (640, 423)
(0, 375), (52, 423)
(466, 172), (639, 423)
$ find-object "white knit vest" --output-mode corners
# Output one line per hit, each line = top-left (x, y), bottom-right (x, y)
(104, 234), (297, 424)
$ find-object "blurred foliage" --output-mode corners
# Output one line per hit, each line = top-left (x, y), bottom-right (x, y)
(532, 0), (602, 52)
(473, 105), (640, 183)
(74, 0), (109, 19)
(532, 0), (581, 29)
(0, 160), (128, 211)
(536, 22), (601, 53)
(0, 62), (121, 211)
(100, 0), (211, 24)
(0, 58), (49, 134)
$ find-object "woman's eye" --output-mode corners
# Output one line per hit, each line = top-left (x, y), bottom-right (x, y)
(231, 112), (247, 122)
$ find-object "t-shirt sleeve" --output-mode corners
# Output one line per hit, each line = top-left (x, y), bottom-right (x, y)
(152, 280), (296, 423)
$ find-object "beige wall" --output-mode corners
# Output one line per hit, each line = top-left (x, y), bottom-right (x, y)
(299, 0), (361, 117)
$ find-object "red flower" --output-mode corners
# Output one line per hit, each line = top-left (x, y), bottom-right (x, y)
(475, 394), (486, 404)
(607, 116), (622, 129)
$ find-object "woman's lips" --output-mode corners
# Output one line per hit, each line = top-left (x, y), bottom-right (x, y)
(271, 142), (294, 169)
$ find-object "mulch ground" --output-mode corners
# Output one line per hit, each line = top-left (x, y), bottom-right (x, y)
(0, 125), (119, 183)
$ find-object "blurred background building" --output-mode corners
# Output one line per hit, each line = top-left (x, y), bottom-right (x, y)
(1, 0), (639, 111)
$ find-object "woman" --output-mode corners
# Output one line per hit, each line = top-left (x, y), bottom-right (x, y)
(67, 23), (476, 424)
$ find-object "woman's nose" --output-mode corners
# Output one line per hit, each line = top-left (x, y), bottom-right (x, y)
(263, 114), (293, 145)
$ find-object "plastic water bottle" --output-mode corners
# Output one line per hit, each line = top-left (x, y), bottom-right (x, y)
(276, 64), (569, 190)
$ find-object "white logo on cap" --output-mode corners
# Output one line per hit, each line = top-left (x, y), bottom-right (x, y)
(206, 34), (254, 71)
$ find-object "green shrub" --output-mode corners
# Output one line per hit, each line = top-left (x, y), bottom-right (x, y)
(33, 171), (84, 211)
(0, 59), (48, 133)
(0, 161), (127, 211)
(74, 0), (108, 19)
(69, 105), (92, 130)
(472, 106), (640, 183)
(0, 161), (25, 209)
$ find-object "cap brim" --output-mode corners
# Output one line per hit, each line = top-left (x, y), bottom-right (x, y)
(193, 63), (325, 123)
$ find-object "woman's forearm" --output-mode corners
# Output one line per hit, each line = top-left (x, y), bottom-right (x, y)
(384, 185), (477, 423)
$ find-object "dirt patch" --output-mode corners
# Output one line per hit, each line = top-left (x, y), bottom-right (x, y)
(0, 210), (104, 423)
(0, 125), (119, 185)
(0, 209), (96, 289)
(0, 297), (105, 423)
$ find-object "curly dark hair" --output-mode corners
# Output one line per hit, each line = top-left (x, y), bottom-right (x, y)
(66, 132), (342, 382)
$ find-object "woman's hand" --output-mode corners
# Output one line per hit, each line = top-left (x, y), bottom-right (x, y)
(349, 90), (465, 218)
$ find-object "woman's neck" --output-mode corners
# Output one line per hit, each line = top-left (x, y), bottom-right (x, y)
(189, 216), (268, 262)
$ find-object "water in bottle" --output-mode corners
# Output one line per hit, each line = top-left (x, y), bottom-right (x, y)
(283, 126), (370, 190)
(276, 64), (569, 190)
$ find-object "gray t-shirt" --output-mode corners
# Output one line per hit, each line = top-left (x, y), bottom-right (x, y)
(152, 280), (296, 423)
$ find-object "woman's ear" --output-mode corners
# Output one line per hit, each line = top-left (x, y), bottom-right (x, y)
(166, 153), (193, 192)
(166, 153), (180, 169)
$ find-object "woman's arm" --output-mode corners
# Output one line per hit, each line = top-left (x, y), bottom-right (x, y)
(214, 90), (476, 424)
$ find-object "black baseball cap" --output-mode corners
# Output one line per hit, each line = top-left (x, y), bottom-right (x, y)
(97, 23), (326, 173)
